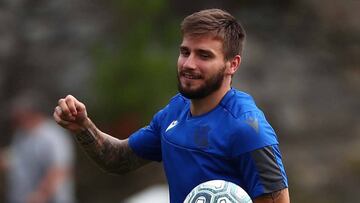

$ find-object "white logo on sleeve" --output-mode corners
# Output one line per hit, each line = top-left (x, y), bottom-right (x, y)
(165, 120), (178, 132)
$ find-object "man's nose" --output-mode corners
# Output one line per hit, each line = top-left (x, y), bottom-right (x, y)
(183, 55), (196, 70)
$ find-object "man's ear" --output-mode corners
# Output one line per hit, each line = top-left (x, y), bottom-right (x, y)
(226, 55), (241, 75)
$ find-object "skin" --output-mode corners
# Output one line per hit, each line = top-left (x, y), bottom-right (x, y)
(54, 34), (289, 203)
(177, 34), (240, 116)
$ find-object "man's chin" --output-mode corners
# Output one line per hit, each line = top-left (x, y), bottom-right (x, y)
(178, 87), (205, 100)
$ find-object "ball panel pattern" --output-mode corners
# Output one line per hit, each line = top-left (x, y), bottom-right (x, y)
(184, 180), (252, 203)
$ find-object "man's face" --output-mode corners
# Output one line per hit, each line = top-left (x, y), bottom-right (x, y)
(177, 35), (228, 99)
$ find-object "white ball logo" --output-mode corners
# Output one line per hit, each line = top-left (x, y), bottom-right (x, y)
(184, 180), (252, 203)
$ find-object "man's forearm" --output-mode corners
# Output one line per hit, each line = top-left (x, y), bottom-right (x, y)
(75, 119), (149, 174)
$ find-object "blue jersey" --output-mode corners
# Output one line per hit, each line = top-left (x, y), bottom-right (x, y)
(129, 88), (288, 202)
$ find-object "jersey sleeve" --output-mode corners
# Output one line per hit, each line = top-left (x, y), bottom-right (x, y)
(128, 108), (166, 162)
(230, 111), (279, 155)
(234, 145), (288, 198)
(230, 111), (288, 198)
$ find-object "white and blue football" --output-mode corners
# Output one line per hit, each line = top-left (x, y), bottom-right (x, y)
(183, 180), (252, 203)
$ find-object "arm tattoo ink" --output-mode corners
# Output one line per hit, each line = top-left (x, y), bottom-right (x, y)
(76, 128), (96, 145)
(74, 123), (149, 174)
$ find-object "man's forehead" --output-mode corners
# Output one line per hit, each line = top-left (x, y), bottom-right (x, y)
(180, 34), (223, 51)
(181, 33), (223, 43)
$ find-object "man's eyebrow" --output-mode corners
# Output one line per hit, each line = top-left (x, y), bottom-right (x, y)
(196, 49), (215, 55)
(179, 46), (215, 56)
(179, 46), (188, 50)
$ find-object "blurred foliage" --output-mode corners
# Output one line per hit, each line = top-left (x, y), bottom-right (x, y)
(91, 0), (179, 123)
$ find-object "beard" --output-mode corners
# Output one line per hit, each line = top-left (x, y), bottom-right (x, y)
(177, 66), (225, 100)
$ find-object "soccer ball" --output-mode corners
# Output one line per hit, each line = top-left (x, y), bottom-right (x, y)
(183, 180), (252, 203)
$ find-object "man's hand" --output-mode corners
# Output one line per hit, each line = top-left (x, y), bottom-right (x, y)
(53, 95), (88, 134)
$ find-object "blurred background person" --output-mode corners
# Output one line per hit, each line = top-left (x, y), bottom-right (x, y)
(0, 91), (75, 203)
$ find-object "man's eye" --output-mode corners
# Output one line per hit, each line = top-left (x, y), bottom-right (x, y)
(180, 50), (190, 57)
(200, 54), (210, 59)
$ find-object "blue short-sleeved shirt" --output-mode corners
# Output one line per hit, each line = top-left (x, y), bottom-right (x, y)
(129, 88), (288, 202)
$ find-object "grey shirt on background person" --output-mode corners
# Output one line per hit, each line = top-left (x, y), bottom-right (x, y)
(7, 119), (75, 203)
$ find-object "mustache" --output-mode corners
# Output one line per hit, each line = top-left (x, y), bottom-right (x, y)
(179, 70), (203, 79)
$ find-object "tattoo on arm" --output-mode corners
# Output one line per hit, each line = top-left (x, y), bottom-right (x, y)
(75, 128), (95, 145)
(75, 124), (149, 174)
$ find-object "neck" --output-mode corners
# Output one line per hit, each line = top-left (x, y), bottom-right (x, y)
(190, 83), (231, 116)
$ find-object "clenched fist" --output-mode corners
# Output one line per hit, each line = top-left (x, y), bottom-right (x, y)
(53, 95), (89, 134)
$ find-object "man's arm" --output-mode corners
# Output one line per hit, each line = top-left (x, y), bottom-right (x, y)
(53, 95), (150, 174)
(253, 188), (290, 203)
(74, 120), (150, 174)
(233, 144), (290, 203)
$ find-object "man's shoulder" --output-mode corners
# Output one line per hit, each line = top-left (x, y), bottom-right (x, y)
(220, 88), (260, 119)
(221, 90), (279, 155)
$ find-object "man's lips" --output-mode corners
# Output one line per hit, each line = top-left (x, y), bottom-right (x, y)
(181, 72), (202, 80)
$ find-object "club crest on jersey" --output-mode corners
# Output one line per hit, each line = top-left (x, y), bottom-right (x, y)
(194, 125), (210, 147)
(165, 120), (178, 132)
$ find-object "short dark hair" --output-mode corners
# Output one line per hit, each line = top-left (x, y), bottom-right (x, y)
(181, 8), (246, 60)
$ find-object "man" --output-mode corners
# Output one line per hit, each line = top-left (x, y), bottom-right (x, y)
(1, 91), (75, 203)
(54, 9), (290, 203)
